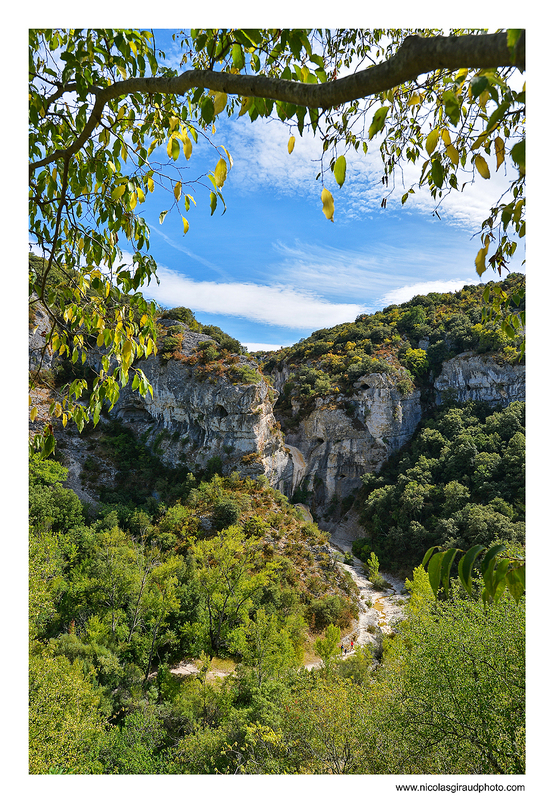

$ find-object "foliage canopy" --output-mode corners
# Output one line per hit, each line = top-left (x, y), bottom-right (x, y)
(29, 28), (525, 453)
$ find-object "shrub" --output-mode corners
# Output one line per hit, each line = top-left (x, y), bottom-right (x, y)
(243, 516), (268, 538)
(230, 364), (260, 384)
(212, 499), (241, 530)
(402, 348), (429, 379)
(309, 594), (355, 631)
(160, 307), (199, 328)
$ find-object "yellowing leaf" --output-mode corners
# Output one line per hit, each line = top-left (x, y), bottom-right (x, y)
(425, 128), (440, 155)
(122, 339), (133, 368)
(212, 91), (228, 115)
(238, 96), (252, 117)
(321, 187), (334, 222)
(181, 131), (192, 160)
(475, 246), (488, 276)
(471, 133), (488, 151)
(168, 116), (180, 132)
(182, 216), (189, 234)
(446, 144), (459, 166)
(30, 406), (38, 422)
(174, 181), (182, 201)
(441, 129), (452, 147)
(111, 184), (126, 201)
(474, 154), (491, 179)
(334, 155), (347, 188)
(221, 146), (233, 168)
(167, 136), (180, 160)
(148, 176), (155, 193)
(214, 157), (227, 188)
(495, 136), (505, 170)
(288, 135), (295, 154)
(408, 93), (421, 106)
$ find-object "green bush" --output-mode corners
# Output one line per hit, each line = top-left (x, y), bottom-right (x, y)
(29, 484), (84, 533)
(309, 594), (354, 631)
(212, 498), (241, 530)
(230, 364), (260, 384)
(160, 307), (199, 328)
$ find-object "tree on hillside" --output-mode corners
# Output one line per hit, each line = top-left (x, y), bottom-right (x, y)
(29, 28), (525, 453)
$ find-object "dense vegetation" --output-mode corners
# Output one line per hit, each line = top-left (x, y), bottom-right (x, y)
(353, 399), (525, 575)
(29, 280), (525, 776)
(30, 457), (525, 776)
(261, 274), (524, 423)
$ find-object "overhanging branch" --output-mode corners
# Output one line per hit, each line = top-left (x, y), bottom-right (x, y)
(29, 31), (525, 175)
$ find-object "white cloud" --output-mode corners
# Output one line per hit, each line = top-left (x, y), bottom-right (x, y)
(144, 265), (368, 329)
(378, 278), (477, 307)
(221, 112), (520, 233)
(243, 343), (291, 352)
(224, 116), (324, 198)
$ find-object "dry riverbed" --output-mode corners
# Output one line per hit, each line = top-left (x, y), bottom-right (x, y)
(155, 536), (409, 680)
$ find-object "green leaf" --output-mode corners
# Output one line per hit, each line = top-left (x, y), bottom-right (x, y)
(470, 75), (489, 98)
(484, 557), (512, 603)
(422, 546), (439, 568)
(231, 43), (244, 69)
(481, 544), (506, 577)
(169, 137), (180, 161)
(42, 433), (56, 458)
(334, 155), (347, 188)
(201, 96), (214, 125)
(440, 548), (460, 595)
(431, 158), (444, 188)
(159, 210), (169, 225)
(442, 90), (461, 125)
(510, 140), (525, 174)
(427, 552), (444, 598)
(368, 106), (389, 140)
(506, 567), (525, 603)
(458, 545), (485, 595)
(111, 184), (126, 201)
(92, 403), (101, 427)
(486, 99), (511, 134)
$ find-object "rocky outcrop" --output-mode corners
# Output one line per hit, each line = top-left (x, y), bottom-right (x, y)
(434, 352), (525, 407)
(111, 324), (295, 489)
(281, 370), (422, 513)
(29, 298), (55, 372)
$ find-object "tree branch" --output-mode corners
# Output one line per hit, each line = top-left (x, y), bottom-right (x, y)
(29, 31), (524, 175)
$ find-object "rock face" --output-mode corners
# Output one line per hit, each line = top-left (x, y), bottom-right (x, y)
(281, 371), (422, 512)
(111, 325), (294, 489)
(111, 348), (525, 516)
(29, 299), (55, 372)
(434, 352), (525, 407)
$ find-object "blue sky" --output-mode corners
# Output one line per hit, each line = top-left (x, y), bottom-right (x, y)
(116, 28), (526, 352)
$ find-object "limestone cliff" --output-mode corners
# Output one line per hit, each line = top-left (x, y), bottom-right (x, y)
(278, 370), (422, 513)
(111, 323), (294, 489)
(434, 352), (525, 406)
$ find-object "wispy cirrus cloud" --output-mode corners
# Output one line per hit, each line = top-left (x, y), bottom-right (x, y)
(222, 113), (519, 232)
(143, 264), (368, 329)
